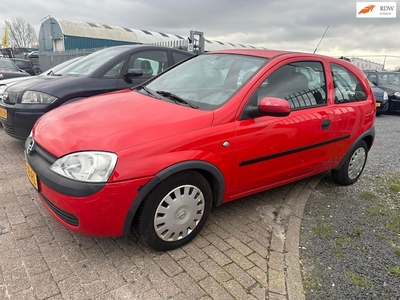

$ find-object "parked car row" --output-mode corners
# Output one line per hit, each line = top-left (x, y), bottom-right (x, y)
(0, 45), (194, 139)
(0, 57), (32, 80)
(363, 69), (400, 115)
(0, 46), (378, 251)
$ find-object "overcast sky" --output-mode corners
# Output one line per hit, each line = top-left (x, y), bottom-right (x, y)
(1, 0), (400, 69)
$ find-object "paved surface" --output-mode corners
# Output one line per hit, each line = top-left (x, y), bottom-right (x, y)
(0, 124), (323, 300)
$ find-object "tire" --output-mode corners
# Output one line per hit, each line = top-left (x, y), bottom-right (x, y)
(332, 140), (368, 186)
(136, 171), (212, 251)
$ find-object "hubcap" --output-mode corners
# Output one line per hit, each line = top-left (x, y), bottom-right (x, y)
(154, 185), (205, 242)
(348, 147), (366, 180)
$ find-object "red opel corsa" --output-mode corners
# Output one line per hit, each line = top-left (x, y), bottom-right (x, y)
(25, 50), (376, 250)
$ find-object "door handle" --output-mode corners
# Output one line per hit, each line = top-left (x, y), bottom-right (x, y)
(321, 119), (331, 130)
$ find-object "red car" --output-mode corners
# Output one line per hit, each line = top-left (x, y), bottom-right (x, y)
(25, 50), (376, 250)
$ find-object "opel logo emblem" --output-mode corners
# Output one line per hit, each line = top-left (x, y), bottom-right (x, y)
(27, 140), (35, 155)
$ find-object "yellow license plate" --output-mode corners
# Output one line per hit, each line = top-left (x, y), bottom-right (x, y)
(26, 163), (38, 190)
(376, 103), (381, 107)
(0, 107), (7, 119)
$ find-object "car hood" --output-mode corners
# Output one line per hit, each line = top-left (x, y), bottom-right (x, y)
(377, 83), (400, 94)
(33, 89), (214, 156)
(0, 69), (30, 79)
(0, 76), (34, 86)
(7, 75), (85, 95)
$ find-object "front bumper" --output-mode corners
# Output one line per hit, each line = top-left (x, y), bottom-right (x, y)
(0, 101), (46, 140)
(376, 99), (389, 114)
(388, 96), (400, 113)
(24, 136), (152, 236)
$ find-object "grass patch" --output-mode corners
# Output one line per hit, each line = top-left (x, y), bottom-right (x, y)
(388, 266), (400, 276)
(392, 243), (400, 257)
(334, 249), (345, 258)
(312, 224), (334, 236)
(387, 176), (400, 193)
(357, 246), (367, 253)
(375, 232), (388, 240)
(361, 192), (377, 201)
(345, 271), (371, 287)
(335, 235), (351, 247)
(384, 216), (400, 234)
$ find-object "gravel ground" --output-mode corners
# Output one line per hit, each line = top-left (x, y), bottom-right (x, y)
(300, 114), (400, 299)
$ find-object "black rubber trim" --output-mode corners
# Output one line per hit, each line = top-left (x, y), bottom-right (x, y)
(25, 136), (106, 197)
(121, 160), (225, 236)
(333, 127), (375, 171)
(40, 193), (79, 226)
(240, 134), (351, 167)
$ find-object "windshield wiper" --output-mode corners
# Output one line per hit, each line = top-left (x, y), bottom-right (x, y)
(135, 85), (159, 98)
(156, 90), (199, 109)
(47, 70), (62, 76)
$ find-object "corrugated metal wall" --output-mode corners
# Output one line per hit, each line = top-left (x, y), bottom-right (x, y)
(63, 36), (139, 50)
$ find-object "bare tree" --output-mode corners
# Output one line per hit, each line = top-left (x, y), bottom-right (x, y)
(5, 17), (38, 48)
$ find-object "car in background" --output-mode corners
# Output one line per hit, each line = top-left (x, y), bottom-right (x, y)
(10, 58), (36, 76)
(0, 57), (84, 100)
(0, 58), (31, 80)
(28, 51), (39, 59)
(25, 49), (376, 251)
(364, 70), (400, 113)
(0, 45), (194, 139)
(369, 80), (389, 115)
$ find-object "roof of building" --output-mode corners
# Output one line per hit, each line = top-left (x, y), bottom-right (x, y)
(52, 18), (266, 51)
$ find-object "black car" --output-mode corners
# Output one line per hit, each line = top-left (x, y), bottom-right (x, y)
(364, 70), (400, 113)
(10, 58), (36, 76)
(0, 45), (194, 140)
(0, 58), (31, 80)
(369, 80), (389, 116)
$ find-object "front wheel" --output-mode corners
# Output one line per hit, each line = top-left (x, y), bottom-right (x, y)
(136, 171), (212, 251)
(332, 140), (368, 185)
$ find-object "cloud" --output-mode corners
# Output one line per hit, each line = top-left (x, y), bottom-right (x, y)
(1, 0), (399, 68)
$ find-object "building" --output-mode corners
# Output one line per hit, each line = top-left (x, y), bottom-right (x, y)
(38, 16), (264, 53)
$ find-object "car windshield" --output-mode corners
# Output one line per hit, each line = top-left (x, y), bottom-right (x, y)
(53, 48), (124, 76)
(0, 59), (19, 71)
(378, 72), (400, 85)
(144, 53), (268, 110)
(40, 57), (84, 76)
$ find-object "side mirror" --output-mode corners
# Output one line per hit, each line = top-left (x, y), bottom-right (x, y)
(125, 69), (143, 78)
(258, 97), (291, 116)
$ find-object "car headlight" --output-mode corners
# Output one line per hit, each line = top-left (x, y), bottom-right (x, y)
(394, 92), (400, 98)
(22, 91), (58, 104)
(50, 151), (118, 183)
(0, 85), (7, 93)
(383, 92), (388, 100)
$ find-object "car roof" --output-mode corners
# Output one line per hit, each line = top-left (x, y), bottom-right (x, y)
(207, 49), (346, 62)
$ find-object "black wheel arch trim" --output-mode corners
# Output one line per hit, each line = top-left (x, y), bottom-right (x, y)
(333, 126), (375, 171)
(121, 160), (225, 236)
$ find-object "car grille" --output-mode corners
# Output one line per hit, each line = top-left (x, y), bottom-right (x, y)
(2, 123), (30, 140)
(40, 193), (79, 226)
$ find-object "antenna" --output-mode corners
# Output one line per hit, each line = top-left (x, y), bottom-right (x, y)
(313, 25), (329, 54)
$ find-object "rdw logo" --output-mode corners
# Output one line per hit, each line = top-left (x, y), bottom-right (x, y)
(358, 4), (376, 14)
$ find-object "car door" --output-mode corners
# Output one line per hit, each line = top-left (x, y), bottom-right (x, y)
(328, 62), (373, 155)
(230, 58), (336, 198)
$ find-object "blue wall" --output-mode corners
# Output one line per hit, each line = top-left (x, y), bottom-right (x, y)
(63, 36), (139, 50)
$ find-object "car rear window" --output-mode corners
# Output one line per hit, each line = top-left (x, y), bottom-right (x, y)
(331, 63), (367, 103)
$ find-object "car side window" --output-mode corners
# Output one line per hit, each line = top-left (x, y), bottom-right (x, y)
(127, 51), (168, 77)
(172, 51), (193, 65)
(102, 60), (126, 78)
(256, 61), (327, 109)
(331, 63), (367, 103)
(367, 73), (378, 84)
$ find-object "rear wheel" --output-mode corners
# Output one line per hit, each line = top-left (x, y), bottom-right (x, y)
(332, 140), (368, 185)
(136, 171), (212, 251)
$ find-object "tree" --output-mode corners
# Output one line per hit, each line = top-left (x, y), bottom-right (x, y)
(5, 17), (38, 48)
